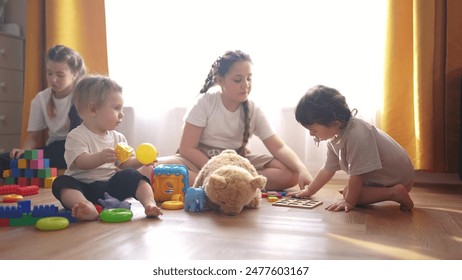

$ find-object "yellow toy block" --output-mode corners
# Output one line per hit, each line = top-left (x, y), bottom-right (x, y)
(115, 143), (134, 163)
(18, 158), (28, 169)
(44, 177), (56, 189)
(152, 164), (189, 202)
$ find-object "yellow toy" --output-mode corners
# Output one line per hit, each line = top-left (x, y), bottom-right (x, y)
(115, 142), (134, 163)
(136, 143), (158, 165)
(161, 194), (184, 210)
(152, 164), (189, 202)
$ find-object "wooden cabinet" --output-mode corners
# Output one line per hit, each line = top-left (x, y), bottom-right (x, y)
(0, 32), (24, 152)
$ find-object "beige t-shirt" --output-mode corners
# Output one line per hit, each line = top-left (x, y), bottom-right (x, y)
(64, 124), (128, 183)
(324, 117), (414, 186)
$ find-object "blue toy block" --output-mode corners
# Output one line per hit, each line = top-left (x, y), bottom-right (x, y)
(11, 168), (23, 178)
(9, 158), (18, 169)
(17, 200), (32, 214)
(57, 210), (77, 223)
(0, 205), (23, 218)
(24, 168), (37, 178)
(31, 204), (59, 217)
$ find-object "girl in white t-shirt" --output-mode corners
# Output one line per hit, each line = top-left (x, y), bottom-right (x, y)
(157, 50), (313, 191)
(0, 45), (86, 178)
(289, 85), (415, 212)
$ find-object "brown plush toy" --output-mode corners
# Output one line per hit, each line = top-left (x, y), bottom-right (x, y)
(193, 149), (267, 215)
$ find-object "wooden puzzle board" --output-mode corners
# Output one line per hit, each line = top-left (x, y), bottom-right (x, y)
(272, 198), (323, 209)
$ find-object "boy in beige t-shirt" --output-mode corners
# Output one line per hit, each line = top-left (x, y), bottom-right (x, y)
(289, 85), (414, 212)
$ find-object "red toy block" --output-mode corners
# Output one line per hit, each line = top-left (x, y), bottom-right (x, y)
(30, 178), (43, 188)
(15, 185), (39, 196)
(17, 177), (29, 187)
(0, 184), (20, 195)
(0, 218), (9, 227)
(30, 159), (44, 169)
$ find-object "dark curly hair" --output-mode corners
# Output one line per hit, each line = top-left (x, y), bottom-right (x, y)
(295, 84), (354, 128)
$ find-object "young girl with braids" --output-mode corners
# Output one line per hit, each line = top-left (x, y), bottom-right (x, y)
(0, 45), (86, 179)
(288, 85), (415, 212)
(157, 50), (313, 191)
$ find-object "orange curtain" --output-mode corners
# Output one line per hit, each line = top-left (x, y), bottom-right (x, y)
(21, 0), (108, 144)
(383, 0), (462, 172)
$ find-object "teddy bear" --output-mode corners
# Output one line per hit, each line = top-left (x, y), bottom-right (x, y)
(192, 149), (267, 215)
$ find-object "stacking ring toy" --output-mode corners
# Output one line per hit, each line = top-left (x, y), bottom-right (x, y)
(161, 201), (184, 210)
(136, 143), (158, 165)
(171, 194), (184, 202)
(36, 217), (69, 231)
(3, 194), (23, 203)
(100, 208), (133, 223)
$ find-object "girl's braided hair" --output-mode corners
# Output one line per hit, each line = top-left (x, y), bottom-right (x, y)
(199, 50), (252, 156)
(46, 45), (86, 119)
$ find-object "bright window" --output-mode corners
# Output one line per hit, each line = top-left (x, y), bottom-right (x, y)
(106, 0), (387, 119)
(105, 0), (387, 171)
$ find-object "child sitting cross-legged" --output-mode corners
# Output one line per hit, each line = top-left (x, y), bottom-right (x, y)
(52, 75), (163, 221)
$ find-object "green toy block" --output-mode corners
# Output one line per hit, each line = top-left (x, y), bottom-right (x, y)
(9, 214), (40, 226)
(5, 177), (16, 184)
(37, 169), (51, 179)
(24, 150), (38, 160)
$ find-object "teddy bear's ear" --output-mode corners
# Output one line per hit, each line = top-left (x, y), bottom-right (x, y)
(250, 175), (267, 189)
(208, 174), (227, 189)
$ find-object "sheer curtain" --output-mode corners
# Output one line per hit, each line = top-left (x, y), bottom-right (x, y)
(105, 0), (387, 174)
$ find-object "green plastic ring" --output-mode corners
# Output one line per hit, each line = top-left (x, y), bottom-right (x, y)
(36, 217), (70, 231)
(100, 208), (133, 223)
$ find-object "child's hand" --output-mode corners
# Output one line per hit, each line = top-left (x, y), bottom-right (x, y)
(325, 199), (354, 212)
(99, 148), (118, 164)
(288, 187), (315, 198)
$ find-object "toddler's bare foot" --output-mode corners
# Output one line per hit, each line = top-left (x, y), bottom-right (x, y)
(392, 184), (414, 211)
(145, 204), (163, 218)
(72, 201), (99, 221)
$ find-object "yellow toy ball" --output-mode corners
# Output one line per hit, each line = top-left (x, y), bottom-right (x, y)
(136, 143), (158, 165)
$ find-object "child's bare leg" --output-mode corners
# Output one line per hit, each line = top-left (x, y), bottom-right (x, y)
(60, 188), (99, 221)
(138, 165), (153, 181)
(355, 184), (414, 211)
(258, 159), (298, 191)
(135, 180), (163, 218)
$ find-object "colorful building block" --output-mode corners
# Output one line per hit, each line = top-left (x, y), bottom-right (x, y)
(44, 177), (55, 189)
(17, 159), (28, 169)
(17, 177), (29, 187)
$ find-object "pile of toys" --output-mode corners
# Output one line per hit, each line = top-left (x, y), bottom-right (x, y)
(2, 149), (57, 188)
(0, 199), (75, 229)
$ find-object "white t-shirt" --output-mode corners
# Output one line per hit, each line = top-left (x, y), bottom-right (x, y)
(27, 88), (72, 145)
(185, 91), (275, 149)
(64, 124), (128, 183)
(324, 117), (414, 186)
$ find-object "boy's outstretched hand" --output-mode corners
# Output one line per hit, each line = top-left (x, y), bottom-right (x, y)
(325, 199), (354, 212)
(287, 187), (316, 198)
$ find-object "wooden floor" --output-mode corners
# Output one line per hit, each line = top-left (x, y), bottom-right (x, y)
(1, 180), (462, 260)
